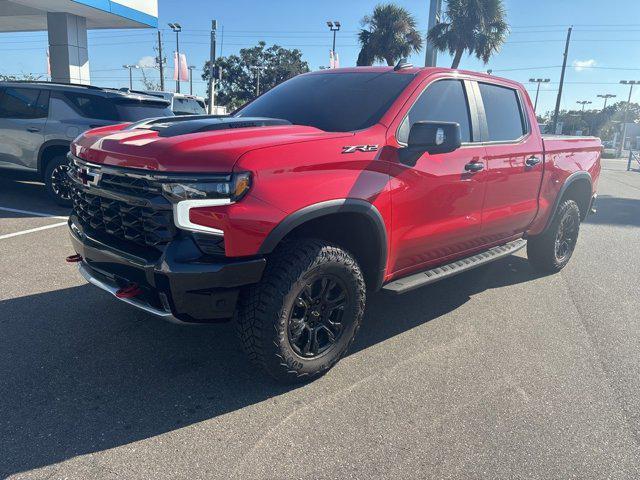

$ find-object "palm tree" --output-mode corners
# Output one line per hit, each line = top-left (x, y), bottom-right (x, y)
(357, 4), (423, 67)
(427, 0), (509, 69)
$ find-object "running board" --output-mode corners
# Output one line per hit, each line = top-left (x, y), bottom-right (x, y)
(383, 239), (527, 294)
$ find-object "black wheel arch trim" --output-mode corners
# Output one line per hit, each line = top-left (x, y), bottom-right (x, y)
(540, 171), (592, 234)
(258, 198), (388, 290)
(37, 139), (71, 175)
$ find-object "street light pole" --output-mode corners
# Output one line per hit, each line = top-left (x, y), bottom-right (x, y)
(168, 23), (182, 93)
(597, 93), (616, 111)
(618, 80), (639, 156)
(122, 64), (139, 89)
(251, 65), (265, 97)
(326, 21), (341, 67)
(529, 78), (550, 113)
(576, 100), (592, 112)
(188, 65), (195, 95)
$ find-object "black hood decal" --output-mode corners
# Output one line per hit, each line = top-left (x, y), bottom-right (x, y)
(131, 116), (292, 137)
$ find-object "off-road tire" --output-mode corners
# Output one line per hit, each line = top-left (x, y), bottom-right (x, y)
(527, 199), (581, 273)
(236, 239), (366, 383)
(44, 155), (72, 207)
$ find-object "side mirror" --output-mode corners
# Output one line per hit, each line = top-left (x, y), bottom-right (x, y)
(399, 121), (462, 166)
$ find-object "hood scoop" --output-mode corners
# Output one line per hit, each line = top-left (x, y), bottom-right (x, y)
(133, 116), (292, 137)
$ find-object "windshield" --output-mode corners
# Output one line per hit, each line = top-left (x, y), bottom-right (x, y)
(116, 101), (173, 121)
(235, 72), (415, 132)
(173, 97), (206, 115)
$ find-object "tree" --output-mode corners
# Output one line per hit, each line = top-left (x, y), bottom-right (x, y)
(140, 68), (162, 91)
(356, 3), (423, 66)
(0, 73), (43, 81)
(540, 101), (640, 138)
(427, 0), (509, 69)
(202, 42), (309, 110)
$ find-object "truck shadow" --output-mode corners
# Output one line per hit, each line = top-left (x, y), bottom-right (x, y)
(0, 255), (544, 477)
(583, 194), (640, 228)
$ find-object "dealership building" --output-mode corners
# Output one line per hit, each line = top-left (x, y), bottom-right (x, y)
(0, 0), (158, 84)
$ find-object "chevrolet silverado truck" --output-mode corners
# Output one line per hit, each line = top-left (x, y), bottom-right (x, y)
(66, 65), (601, 382)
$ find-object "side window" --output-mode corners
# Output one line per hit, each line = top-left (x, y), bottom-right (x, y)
(478, 83), (526, 142)
(60, 92), (119, 121)
(398, 79), (472, 144)
(0, 88), (48, 119)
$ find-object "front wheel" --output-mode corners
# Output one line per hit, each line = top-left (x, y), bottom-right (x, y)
(236, 239), (366, 383)
(527, 199), (581, 273)
(44, 155), (72, 207)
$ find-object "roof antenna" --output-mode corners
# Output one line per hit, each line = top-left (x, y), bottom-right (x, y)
(394, 58), (413, 71)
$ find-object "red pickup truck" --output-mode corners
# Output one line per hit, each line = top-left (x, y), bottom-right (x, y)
(67, 65), (601, 382)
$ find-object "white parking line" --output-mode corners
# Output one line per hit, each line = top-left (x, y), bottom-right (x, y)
(0, 221), (68, 240)
(0, 206), (68, 220)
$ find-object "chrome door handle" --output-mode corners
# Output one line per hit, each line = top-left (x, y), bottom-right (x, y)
(464, 161), (484, 172)
(525, 156), (541, 167)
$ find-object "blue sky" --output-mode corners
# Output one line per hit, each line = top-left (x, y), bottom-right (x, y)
(1, 0), (639, 115)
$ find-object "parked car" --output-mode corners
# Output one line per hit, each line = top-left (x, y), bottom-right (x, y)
(67, 65), (601, 382)
(0, 81), (173, 205)
(139, 91), (207, 116)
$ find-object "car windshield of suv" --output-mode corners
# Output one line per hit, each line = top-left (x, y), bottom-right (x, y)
(116, 101), (173, 121)
(173, 97), (206, 115)
(234, 72), (415, 132)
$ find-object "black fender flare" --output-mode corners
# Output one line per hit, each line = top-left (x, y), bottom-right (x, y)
(541, 171), (592, 234)
(37, 139), (71, 175)
(258, 199), (388, 290)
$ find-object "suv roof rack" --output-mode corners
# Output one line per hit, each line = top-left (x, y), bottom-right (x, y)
(0, 80), (105, 90)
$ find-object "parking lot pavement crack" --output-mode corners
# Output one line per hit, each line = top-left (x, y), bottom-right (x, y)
(559, 271), (640, 449)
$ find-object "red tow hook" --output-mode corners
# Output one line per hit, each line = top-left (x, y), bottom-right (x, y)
(115, 283), (143, 299)
(66, 254), (83, 263)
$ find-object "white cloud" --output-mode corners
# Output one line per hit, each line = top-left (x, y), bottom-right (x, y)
(137, 55), (157, 68)
(572, 59), (596, 72)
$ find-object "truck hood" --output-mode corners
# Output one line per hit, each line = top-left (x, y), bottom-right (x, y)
(73, 116), (353, 172)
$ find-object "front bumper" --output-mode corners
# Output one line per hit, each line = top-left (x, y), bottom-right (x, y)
(69, 216), (266, 324)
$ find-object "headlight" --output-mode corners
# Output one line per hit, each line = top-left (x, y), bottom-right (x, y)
(165, 172), (251, 236)
(161, 172), (251, 203)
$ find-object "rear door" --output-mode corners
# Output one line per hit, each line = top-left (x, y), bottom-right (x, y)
(474, 81), (544, 241)
(0, 87), (49, 170)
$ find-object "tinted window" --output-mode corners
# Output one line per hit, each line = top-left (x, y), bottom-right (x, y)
(398, 80), (471, 143)
(478, 83), (526, 141)
(0, 88), (48, 119)
(173, 97), (206, 115)
(115, 102), (173, 121)
(236, 72), (415, 132)
(61, 92), (119, 121)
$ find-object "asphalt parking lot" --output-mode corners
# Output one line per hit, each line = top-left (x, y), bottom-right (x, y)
(1, 159), (640, 479)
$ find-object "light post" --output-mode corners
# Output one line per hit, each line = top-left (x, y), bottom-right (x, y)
(122, 64), (139, 89)
(251, 65), (266, 97)
(326, 21), (341, 68)
(576, 100), (593, 135)
(529, 78), (550, 113)
(618, 80), (639, 156)
(187, 65), (196, 95)
(168, 22), (182, 93)
(597, 93), (616, 111)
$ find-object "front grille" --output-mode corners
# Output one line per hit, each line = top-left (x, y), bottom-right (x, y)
(98, 173), (163, 198)
(71, 187), (175, 248)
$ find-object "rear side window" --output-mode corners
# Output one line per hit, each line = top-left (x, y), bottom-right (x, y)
(173, 97), (206, 115)
(398, 79), (472, 143)
(478, 83), (526, 142)
(0, 87), (49, 119)
(60, 92), (119, 121)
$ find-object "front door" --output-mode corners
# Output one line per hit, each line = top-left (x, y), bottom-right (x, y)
(386, 77), (489, 278)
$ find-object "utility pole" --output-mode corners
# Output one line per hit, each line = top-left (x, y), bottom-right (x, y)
(207, 20), (217, 114)
(597, 93), (616, 111)
(122, 64), (139, 89)
(251, 65), (265, 97)
(168, 22), (182, 93)
(424, 0), (443, 67)
(552, 26), (572, 134)
(326, 21), (341, 67)
(529, 78), (550, 113)
(188, 65), (195, 95)
(618, 80), (639, 156)
(156, 30), (165, 91)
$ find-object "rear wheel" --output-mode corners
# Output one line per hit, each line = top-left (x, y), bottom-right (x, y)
(44, 155), (72, 207)
(236, 239), (366, 383)
(527, 199), (581, 273)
